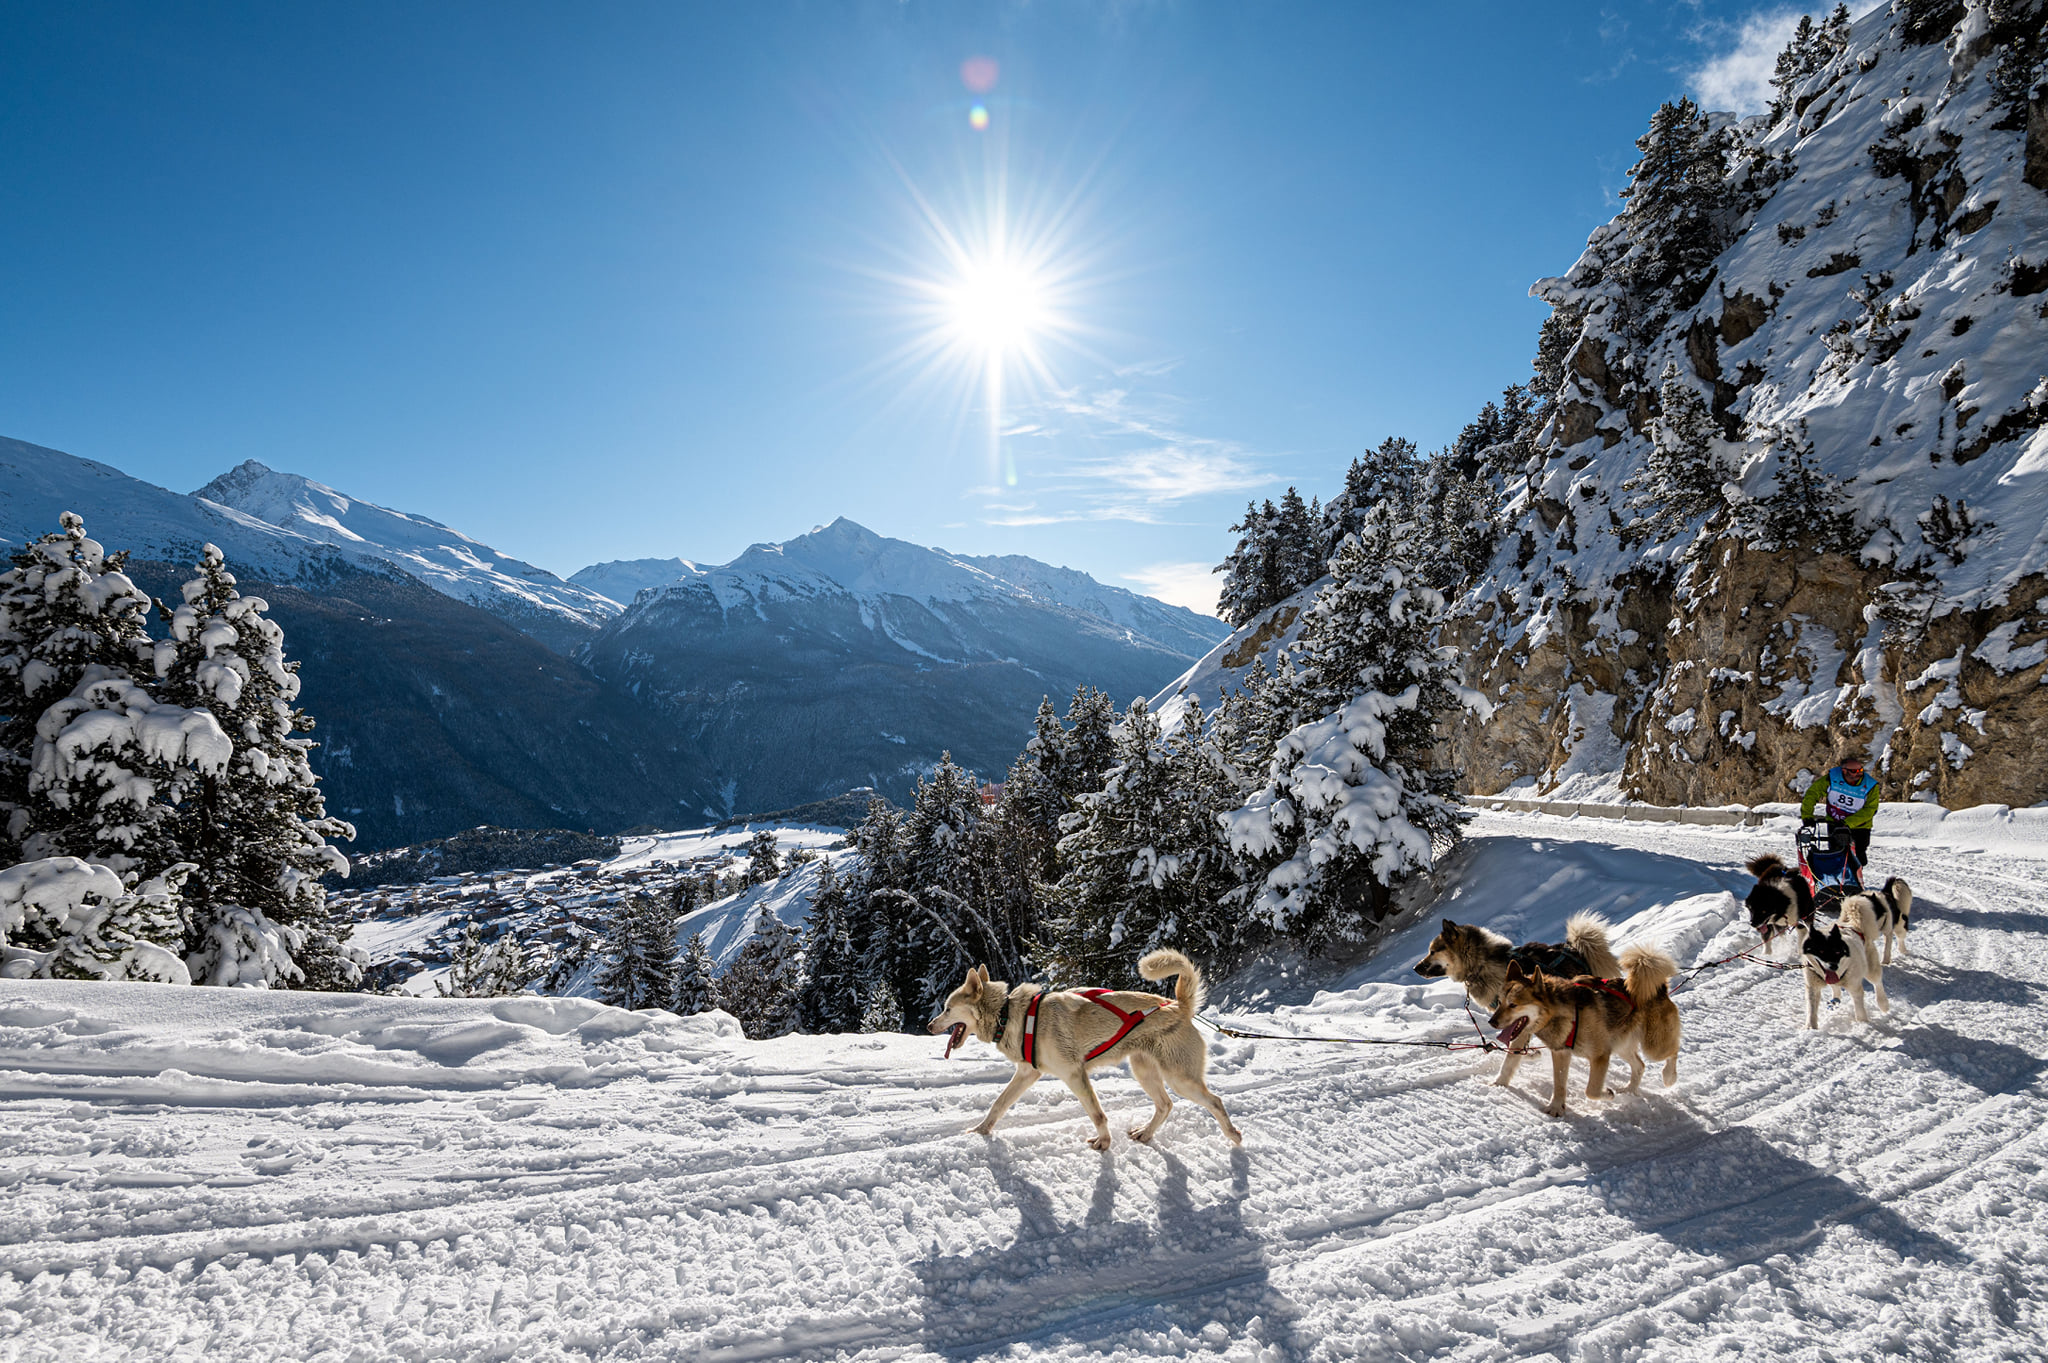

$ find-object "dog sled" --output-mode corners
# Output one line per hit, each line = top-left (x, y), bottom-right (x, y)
(1796, 818), (1863, 912)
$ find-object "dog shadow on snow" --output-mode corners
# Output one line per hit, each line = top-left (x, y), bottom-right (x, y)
(1588, 1105), (1961, 1267)
(911, 1138), (1304, 1359)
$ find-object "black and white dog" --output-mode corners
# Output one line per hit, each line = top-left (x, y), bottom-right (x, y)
(1745, 854), (1815, 945)
(1747, 853), (1911, 963)
(1747, 853), (1912, 1027)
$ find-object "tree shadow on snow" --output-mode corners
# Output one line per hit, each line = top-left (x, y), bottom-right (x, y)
(1590, 1108), (1961, 1266)
(911, 1138), (1304, 1359)
(1871, 1023), (2046, 1095)
(1909, 896), (2048, 938)
(1888, 956), (2047, 1009)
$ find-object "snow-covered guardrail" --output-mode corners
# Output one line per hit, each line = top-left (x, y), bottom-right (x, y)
(1465, 796), (1765, 827)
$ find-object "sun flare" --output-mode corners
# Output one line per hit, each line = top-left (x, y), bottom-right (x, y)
(943, 257), (1051, 356)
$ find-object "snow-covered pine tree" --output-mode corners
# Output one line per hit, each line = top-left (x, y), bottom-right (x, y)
(858, 981), (904, 1034)
(872, 754), (985, 1019)
(154, 545), (358, 989)
(744, 830), (781, 884)
(1322, 438), (1420, 555)
(593, 893), (678, 1010)
(1000, 697), (1072, 867)
(0, 854), (195, 983)
(27, 668), (231, 879)
(669, 932), (720, 1015)
(0, 513), (159, 866)
(964, 775), (1051, 977)
(1039, 694), (1245, 986)
(1767, 14), (1827, 126)
(1225, 507), (1470, 952)
(795, 858), (864, 1033)
(1617, 98), (1732, 309)
(1620, 363), (1737, 545)
(1059, 687), (1120, 807)
(719, 909), (802, 1038)
(1214, 499), (1280, 627)
(1274, 487), (1325, 601)
(1414, 456), (1502, 591)
(437, 923), (546, 998)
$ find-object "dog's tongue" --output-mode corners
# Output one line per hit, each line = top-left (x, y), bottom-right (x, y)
(1497, 1018), (1528, 1047)
(943, 1022), (967, 1058)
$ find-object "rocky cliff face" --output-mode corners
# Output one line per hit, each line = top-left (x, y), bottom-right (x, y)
(1454, 1), (2048, 809)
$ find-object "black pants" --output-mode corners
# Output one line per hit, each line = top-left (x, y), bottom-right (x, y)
(1846, 826), (1871, 863)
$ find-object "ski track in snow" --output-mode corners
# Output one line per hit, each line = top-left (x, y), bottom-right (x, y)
(1, 812), (2043, 1361)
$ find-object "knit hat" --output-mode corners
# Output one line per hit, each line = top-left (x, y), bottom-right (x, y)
(1837, 747), (1870, 768)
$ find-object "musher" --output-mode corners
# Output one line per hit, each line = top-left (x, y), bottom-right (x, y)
(1799, 748), (1880, 871)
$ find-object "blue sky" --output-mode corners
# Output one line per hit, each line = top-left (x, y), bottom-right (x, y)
(0, 1), (1813, 612)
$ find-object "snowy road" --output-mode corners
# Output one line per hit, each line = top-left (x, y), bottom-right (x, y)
(1, 810), (2044, 1361)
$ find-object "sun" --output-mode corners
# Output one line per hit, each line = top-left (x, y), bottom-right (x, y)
(847, 145), (1109, 481)
(943, 257), (1051, 357)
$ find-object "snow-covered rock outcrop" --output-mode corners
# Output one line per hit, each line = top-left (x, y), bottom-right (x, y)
(1455, 2), (2048, 809)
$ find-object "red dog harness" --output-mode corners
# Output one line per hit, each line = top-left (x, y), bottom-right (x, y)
(1018, 988), (1159, 1068)
(1562, 978), (1637, 1050)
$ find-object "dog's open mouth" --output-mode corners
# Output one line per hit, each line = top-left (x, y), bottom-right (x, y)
(1496, 1017), (1529, 1048)
(942, 1022), (967, 1058)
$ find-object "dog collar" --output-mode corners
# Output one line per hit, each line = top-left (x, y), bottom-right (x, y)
(991, 984), (1017, 1050)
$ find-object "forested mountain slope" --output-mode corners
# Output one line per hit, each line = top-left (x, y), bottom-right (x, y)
(580, 517), (1226, 817)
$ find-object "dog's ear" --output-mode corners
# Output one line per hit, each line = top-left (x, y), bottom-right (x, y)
(1505, 961), (1526, 982)
(968, 964), (988, 992)
(1441, 918), (1456, 934)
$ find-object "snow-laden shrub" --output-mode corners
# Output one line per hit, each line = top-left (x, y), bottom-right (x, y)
(0, 855), (194, 983)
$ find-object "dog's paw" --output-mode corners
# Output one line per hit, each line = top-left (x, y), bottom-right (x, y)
(1127, 1127), (1153, 1143)
(1086, 1134), (1113, 1152)
(968, 1122), (995, 1137)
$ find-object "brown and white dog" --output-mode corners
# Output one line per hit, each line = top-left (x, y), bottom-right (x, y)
(1413, 912), (1623, 1089)
(1412, 912), (1624, 1010)
(1486, 943), (1683, 1117)
(926, 949), (1241, 1151)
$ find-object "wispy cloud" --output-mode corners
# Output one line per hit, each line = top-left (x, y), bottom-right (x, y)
(1689, 9), (1806, 116)
(1585, 7), (1637, 83)
(968, 378), (1276, 526)
(1121, 560), (1223, 617)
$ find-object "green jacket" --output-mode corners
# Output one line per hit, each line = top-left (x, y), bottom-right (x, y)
(1800, 767), (1880, 829)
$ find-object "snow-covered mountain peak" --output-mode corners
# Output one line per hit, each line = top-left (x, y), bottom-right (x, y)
(194, 459), (618, 646)
(729, 517), (1006, 604)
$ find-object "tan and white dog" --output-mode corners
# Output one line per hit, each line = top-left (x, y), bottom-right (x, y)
(926, 949), (1241, 1151)
(1486, 943), (1683, 1117)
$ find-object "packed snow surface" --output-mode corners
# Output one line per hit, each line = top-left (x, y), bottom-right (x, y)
(3, 809), (2043, 1360)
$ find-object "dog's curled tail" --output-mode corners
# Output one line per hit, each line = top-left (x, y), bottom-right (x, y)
(1837, 895), (1883, 959)
(1139, 948), (1205, 1017)
(1566, 911), (1621, 977)
(1885, 877), (1913, 927)
(1747, 853), (1790, 879)
(1618, 942), (1679, 1006)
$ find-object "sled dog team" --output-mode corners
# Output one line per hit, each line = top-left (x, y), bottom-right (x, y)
(927, 862), (1913, 1145)
(1742, 853), (1913, 1029)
